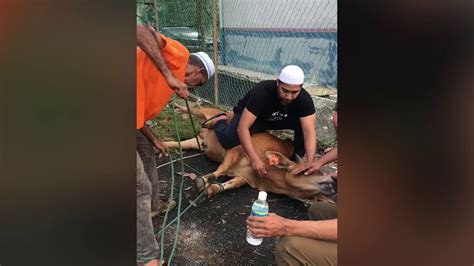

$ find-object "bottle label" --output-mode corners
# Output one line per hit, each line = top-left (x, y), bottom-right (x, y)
(251, 210), (268, 216)
(251, 207), (268, 216)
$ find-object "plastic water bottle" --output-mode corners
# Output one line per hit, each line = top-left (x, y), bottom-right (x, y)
(246, 191), (269, 245)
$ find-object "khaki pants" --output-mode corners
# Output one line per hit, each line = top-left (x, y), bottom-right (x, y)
(136, 131), (162, 264)
(136, 152), (159, 264)
(275, 202), (337, 265)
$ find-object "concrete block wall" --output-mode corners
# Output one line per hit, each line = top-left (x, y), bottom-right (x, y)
(312, 95), (337, 150)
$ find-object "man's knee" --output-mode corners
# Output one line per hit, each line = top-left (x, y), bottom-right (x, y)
(275, 236), (337, 266)
(275, 236), (296, 262)
(136, 153), (159, 262)
(275, 236), (312, 266)
(137, 154), (152, 197)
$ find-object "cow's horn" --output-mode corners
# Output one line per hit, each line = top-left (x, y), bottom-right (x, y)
(294, 154), (304, 163)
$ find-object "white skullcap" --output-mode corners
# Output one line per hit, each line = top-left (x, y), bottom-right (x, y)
(192, 52), (215, 79)
(278, 65), (304, 85)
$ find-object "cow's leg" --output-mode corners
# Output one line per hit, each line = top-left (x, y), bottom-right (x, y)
(173, 103), (205, 120)
(163, 137), (203, 151)
(174, 103), (226, 123)
(206, 176), (247, 198)
(213, 148), (243, 176)
(195, 148), (244, 192)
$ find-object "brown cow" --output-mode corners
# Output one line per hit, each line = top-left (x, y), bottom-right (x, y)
(164, 104), (336, 203)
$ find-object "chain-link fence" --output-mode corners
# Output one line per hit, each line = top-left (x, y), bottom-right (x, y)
(137, 0), (337, 108)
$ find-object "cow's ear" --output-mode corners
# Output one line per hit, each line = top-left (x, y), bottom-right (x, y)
(265, 151), (296, 170)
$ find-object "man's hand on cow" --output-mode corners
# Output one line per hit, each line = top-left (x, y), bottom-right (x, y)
(152, 139), (168, 157)
(251, 158), (267, 178)
(291, 160), (322, 175)
(246, 213), (289, 237)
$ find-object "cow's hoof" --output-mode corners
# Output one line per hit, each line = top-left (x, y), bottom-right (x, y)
(209, 182), (224, 194)
(195, 176), (207, 192)
(203, 173), (217, 182)
(192, 185), (210, 205)
(195, 173), (216, 191)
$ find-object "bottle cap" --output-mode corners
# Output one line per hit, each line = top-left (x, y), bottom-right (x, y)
(258, 191), (267, 201)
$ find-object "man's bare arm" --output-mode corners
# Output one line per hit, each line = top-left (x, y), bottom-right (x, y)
(137, 24), (188, 97)
(140, 124), (167, 156)
(137, 24), (172, 79)
(300, 113), (317, 162)
(292, 147), (337, 175)
(237, 108), (267, 177)
(247, 213), (337, 241)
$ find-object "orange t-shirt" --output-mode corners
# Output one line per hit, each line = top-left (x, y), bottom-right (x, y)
(136, 34), (189, 129)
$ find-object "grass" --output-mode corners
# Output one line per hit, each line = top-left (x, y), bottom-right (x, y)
(150, 104), (201, 141)
(149, 99), (228, 142)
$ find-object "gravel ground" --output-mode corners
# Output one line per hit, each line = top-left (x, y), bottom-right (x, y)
(153, 150), (308, 265)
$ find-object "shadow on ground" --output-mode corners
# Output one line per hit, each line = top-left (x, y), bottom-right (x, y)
(154, 150), (308, 265)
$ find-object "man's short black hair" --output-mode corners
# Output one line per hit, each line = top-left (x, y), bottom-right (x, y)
(188, 54), (208, 80)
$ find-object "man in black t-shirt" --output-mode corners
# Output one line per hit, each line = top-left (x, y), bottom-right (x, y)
(213, 65), (317, 178)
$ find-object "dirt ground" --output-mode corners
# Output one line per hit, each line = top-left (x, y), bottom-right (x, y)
(153, 150), (308, 265)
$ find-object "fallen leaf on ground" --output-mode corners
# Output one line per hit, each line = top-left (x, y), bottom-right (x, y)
(176, 172), (197, 180)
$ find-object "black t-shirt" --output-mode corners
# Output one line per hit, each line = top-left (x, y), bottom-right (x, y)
(234, 80), (315, 122)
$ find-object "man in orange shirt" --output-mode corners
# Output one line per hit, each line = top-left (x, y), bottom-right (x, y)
(136, 24), (215, 266)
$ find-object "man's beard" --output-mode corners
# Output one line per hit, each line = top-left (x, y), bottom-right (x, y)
(280, 99), (291, 105)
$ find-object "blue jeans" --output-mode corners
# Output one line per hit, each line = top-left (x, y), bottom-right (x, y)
(213, 112), (306, 157)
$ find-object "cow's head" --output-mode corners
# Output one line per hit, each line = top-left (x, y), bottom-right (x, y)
(265, 151), (334, 183)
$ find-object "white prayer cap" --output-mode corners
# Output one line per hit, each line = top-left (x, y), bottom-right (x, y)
(278, 65), (304, 85)
(192, 52), (215, 79)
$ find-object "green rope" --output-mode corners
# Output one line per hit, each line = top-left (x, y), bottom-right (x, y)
(167, 97), (186, 265)
(159, 147), (175, 264)
(184, 99), (203, 152)
(184, 99), (210, 166)
(155, 189), (207, 236)
(154, 160), (212, 237)
(213, 182), (225, 192)
(183, 162), (204, 176)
